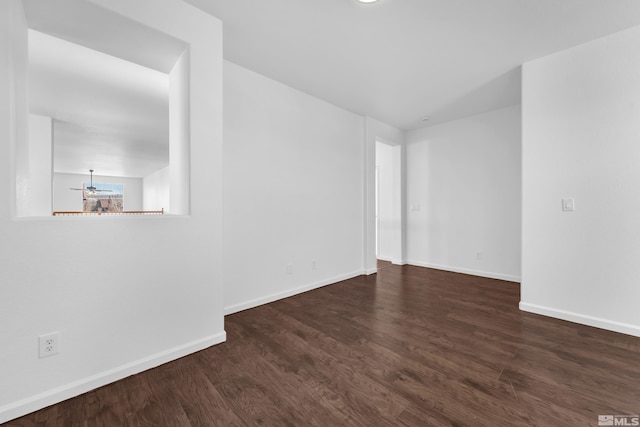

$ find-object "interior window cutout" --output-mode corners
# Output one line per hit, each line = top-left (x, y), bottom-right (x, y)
(15, 2), (192, 218)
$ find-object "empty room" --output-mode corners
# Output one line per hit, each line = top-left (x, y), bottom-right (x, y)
(3, 0), (640, 426)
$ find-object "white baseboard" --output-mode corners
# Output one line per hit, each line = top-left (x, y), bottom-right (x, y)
(519, 302), (640, 338)
(406, 260), (520, 283)
(224, 270), (364, 315)
(376, 256), (393, 262)
(0, 331), (227, 424)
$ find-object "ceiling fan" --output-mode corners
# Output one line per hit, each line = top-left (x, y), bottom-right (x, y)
(69, 169), (112, 195)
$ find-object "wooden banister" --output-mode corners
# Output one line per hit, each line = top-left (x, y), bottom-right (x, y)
(52, 209), (164, 216)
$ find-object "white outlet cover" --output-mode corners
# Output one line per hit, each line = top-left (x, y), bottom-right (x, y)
(562, 198), (575, 211)
(39, 332), (60, 358)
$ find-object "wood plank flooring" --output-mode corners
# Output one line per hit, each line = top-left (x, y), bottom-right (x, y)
(6, 264), (640, 426)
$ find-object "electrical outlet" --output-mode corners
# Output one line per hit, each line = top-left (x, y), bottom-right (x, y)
(475, 252), (482, 260)
(312, 259), (317, 270)
(561, 198), (575, 212)
(39, 332), (60, 358)
(286, 262), (293, 275)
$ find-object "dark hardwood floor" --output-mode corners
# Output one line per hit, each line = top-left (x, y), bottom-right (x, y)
(6, 265), (640, 426)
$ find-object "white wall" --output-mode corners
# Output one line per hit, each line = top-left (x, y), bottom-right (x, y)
(28, 114), (52, 216)
(53, 172), (143, 212)
(376, 141), (394, 260)
(405, 105), (521, 282)
(0, 0), (224, 423)
(169, 50), (189, 215)
(521, 25), (640, 336)
(224, 61), (365, 314)
(8, 0), (28, 219)
(143, 166), (169, 211)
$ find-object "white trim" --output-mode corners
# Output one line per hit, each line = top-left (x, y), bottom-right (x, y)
(0, 332), (226, 424)
(520, 302), (640, 338)
(406, 260), (520, 283)
(364, 267), (378, 275)
(378, 256), (407, 265)
(225, 270), (365, 315)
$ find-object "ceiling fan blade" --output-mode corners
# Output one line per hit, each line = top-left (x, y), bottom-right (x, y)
(68, 170), (115, 193)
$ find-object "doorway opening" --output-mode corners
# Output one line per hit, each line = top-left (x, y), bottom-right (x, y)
(374, 139), (404, 268)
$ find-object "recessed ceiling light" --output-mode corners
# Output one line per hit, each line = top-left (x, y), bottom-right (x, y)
(356, 0), (380, 3)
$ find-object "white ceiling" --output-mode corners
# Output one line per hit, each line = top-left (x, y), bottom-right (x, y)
(22, 0), (640, 180)
(184, 0), (640, 129)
